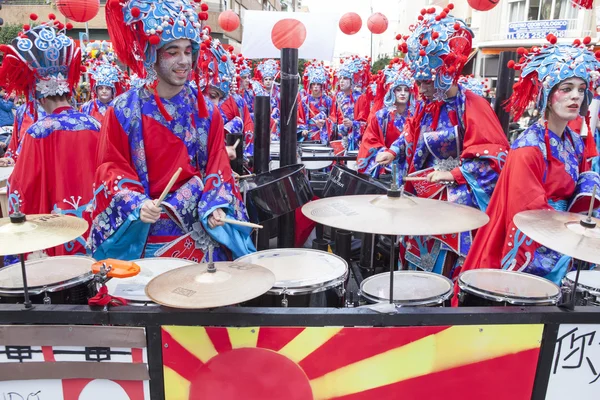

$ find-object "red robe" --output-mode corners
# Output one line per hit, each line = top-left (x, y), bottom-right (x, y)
(7, 107), (100, 256)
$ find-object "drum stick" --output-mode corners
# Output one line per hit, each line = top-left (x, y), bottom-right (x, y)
(156, 167), (182, 206)
(223, 218), (263, 229)
(232, 139), (241, 149)
(238, 173), (256, 179)
(403, 176), (428, 181)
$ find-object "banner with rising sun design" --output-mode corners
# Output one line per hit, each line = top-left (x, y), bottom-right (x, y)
(162, 324), (543, 400)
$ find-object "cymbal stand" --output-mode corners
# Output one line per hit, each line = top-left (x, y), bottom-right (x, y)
(9, 204), (33, 310)
(207, 245), (215, 273)
(387, 164), (402, 304)
(560, 187), (597, 311)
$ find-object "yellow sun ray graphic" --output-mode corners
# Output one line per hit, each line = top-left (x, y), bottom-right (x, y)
(227, 327), (261, 349)
(164, 366), (190, 400)
(163, 325), (218, 363)
(309, 324), (543, 399)
(278, 327), (343, 363)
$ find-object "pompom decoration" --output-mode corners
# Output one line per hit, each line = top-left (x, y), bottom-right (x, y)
(29, 13), (38, 21)
(48, 13), (56, 20)
(56, 0), (100, 23)
(148, 35), (161, 45)
(367, 12), (388, 34)
(66, 22), (73, 30)
(198, 12), (209, 21)
(467, 0), (500, 12)
(339, 12), (362, 35)
(201, 3), (208, 11)
(583, 36), (592, 45)
(570, 0), (593, 9)
(131, 7), (141, 18)
(218, 10), (240, 32)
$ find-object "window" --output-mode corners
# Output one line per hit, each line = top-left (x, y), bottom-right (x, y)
(554, 0), (578, 19)
(509, 0), (580, 22)
(528, 0), (539, 20)
(509, 0), (526, 22)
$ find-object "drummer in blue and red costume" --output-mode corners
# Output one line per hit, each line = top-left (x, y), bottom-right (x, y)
(298, 61), (333, 144)
(357, 59), (416, 176)
(330, 56), (371, 150)
(254, 59), (281, 140)
(0, 15), (100, 257)
(458, 36), (600, 291)
(89, 0), (255, 262)
(377, 5), (508, 276)
(80, 56), (127, 123)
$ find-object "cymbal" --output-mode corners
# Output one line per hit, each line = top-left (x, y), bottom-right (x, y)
(145, 261), (276, 309)
(0, 214), (88, 256)
(514, 210), (600, 265)
(301, 194), (489, 236)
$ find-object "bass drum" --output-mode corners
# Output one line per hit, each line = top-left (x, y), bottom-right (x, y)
(105, 258), (192, 306)
(0, 256), (97, 304)
(360, 271), (453, 306)
(562, 270), (600, 306)
(322, 164), (389, 198)
(458, 269), (561, 306)
(244, 164), (313, 223)
(237, 249), (348, 307)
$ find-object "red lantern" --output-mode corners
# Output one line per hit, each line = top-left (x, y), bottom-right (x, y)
(367, 12), (388, 35)
(56, 0), (99, 23)
(271, 19), (307, 49)
(467, 0), (500, 12)
(339, 12), (362, 35)
(218, 10), (240, 32)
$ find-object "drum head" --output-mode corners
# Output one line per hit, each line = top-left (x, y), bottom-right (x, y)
(236, 249), (348, 293)
(459, 269), (561, 304)
(564, 270), (600, 294)
(0, 256), (95, 291)
(302, 146), (333, 153)
(106, 258), (192, 303)
(360, 271), (453, 305)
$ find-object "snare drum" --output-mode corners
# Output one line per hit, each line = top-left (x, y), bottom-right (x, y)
(236, 249), (348, 307)
(301, 146), (333, 170)
(0, 256), (97, 304)
(458, 269), (561, 306)
(562, 270), (600, 306)
(105, 258), (192, 306)
(360, 271), (453, 306)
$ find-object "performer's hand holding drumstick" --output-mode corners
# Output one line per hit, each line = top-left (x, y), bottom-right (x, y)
(141, 168), (185, 224)
(375, 151), (395, 166)
(225, 138), (240, 161)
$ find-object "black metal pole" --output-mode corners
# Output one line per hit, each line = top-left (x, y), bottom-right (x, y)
(389, 235), (396, 304)
(494, 51), (517, 136)
(226, 133), (243, 175)
(19, 254), (32, 309)
(254, 95), (271, 251)
(277, 48), (299, 249)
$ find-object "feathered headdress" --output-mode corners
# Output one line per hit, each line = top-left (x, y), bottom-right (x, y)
(334, 56), (371, 90)
(506, 36), (600, 159)
(396, 4), (473, 101)
(302, 61), (332, 92)
(105, 0), (209, 119)
(0, 14), (82, 116)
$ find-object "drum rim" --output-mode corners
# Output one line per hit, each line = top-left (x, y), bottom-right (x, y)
(360, 271), (454, 305)
(248, 164), (307, 191)
(236, 248), (349, 294)
(458, 269), (561, 305)
(0, 255), (95, 293)
(105, 257), (194, 302)
(326, 164), (389, 192)
(563, 270), (600, 295)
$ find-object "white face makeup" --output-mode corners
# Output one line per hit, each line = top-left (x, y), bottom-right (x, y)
(155, 39), (193, 89)
(311, 83), (322, 97)
(96, 85), (113, 104)
(263, 76), (274, 89)
(241, 76), (250, 89)
(340, 77), (352, 91)
(394, 85), (410, 105)
(417, 80), (435, 101)
(548, 77), (587, 122)
(207, 87), (223, 105)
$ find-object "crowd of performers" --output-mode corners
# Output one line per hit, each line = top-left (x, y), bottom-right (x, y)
(0, 1), (600, 305)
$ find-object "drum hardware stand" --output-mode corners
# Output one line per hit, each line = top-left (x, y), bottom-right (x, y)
(385, 164), (403, 304)
(559, 189), (596, 312)
(206, 245), (216, 273)
(8, 205), (33, 310)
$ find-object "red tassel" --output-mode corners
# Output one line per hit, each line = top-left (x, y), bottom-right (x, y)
(584, 113), (598, 159)
(105, 0), (145, 77)
(196, 73), (209, 118)
(67, 48), (82, 95)
(153, 90), (173, 121)
(504, 74), (541, 121)
(88, 285), (128, 307)
(544, 120), (552, 160)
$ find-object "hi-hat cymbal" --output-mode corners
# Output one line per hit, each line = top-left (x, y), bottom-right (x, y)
(0, 214), (88, 256)
(145, 261), (276, 309)
(514, 210), (600, 265)
(301, 195), (489, 236)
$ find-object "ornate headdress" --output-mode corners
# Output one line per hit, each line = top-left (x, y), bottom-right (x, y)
(382, 60), (416, 108)
(105, 0), (209, 118)
(128, 73), (147, 89)
(397, 4), (473, 100)
(237, 57), (253, 78)
(0, 14), (82, 112)
(335, 56), (371, 89)
(458, 75), (488, 97)
(87, 62), (128, 95)
(254, 59), (280, 81)
(507, 36), (600, 158)
(199, 36), (236, 98)
(302, 61), (332, 92)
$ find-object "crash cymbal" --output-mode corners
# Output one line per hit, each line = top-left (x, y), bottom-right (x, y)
(145, 261), (276, 309)
(0, 214), (88, 256)
(301, 194), (489, 236)
(514, 210), (600, 265)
